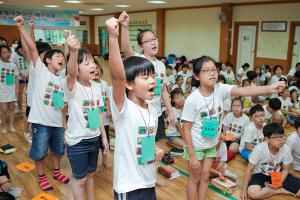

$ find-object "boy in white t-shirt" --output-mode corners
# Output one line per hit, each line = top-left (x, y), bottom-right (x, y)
(239, 105), (266, 162)
(106, 17), (164, 200)
(286, 119), (300, 172)
(15, 16), (69, 191)
(241, 123), (300, 200)
(164, 65), (175, 92)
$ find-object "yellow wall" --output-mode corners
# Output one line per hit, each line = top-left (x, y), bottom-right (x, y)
(165, 7), (221, 61)
(232, 3), (300, 60)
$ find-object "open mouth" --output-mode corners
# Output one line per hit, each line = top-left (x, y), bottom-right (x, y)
(152, 46), (157, 51)
(90, 70), (95, 76)
(58, 62), (63, 67)
(148, 87), (155, 93)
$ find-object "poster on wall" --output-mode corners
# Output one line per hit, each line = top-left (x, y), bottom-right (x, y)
(0, 7), (79, 27)
(129, 21), (152, 52)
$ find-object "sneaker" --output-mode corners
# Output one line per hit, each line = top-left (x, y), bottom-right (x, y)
(162, 153), (174, 164)
(169, 148), (183, 157)
(24, 133), (32, 144)
(224, 170), (237, 182)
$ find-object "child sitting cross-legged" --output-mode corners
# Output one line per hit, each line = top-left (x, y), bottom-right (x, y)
(241, 123), (300, 200)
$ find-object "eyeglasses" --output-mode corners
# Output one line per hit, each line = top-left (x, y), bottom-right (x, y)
(141, 37), (157, 44)
(270, 135), (285, 140)
(200, 68), (218, 74)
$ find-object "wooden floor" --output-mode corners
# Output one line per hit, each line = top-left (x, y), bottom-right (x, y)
(1, 59), (300, 200)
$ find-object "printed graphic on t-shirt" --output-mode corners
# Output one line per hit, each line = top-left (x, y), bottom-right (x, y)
(100, 93), (108, 112)
(0, 68), (15, 83)
(43, 81), (63, 106)
(227, 123), (243, 135)
(82, 99), (100, 128)
(154, 72), (164, 96)
(136, 126), (155, 165)
(250, 137), (264, 147)
(257, 161), (282, 175)
(18, 57), (28, 70)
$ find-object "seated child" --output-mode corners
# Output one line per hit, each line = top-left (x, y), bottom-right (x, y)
(241, 123), (300, 200)
(222, 98), (250, 161)
(210, 137), (237, 182)
(279, 87), (300, 125)
(0, 160), (14, 200)
(263, 98), (286, 126)
(166, 88), (185, 150)
(286, 119), (300, 172)
(239, 105), (266, 161)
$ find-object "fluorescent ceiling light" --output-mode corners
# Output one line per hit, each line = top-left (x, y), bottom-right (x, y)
(0, 2), (3, 4)
(90, 8), (104, 11)
(44, 5), (60, 8)
(79, 11), (83, 14)
(115, 4), (130, 8)
(65, 0), (82, 3)
(147, 0), (166, 4)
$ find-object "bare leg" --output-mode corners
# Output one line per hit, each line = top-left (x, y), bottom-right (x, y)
(18, 83), (25, 111)
(198, 157), (213, 200)
(85, 172), (95, 200)
(229, 142), (239, 153)
(248, 185), (294, 199)
(73, 177), (86, 200)
(169, 138), (185, 149)
(0, 102), (8, 133)
(187, 160), (202, 200)
(8, 102), (16, 132)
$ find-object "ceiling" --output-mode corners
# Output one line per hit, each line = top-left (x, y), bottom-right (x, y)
(0, 0), (283, 15)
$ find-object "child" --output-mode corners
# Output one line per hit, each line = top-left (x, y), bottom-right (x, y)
(0, 45), (19, 133)
(270, 65), (287, 85)
(290, 89), (300, 113)
(181, 55), (284, 200)
(167, 88), (185, 150)
(209, 138), (237, 182)
(119, 11), (175, 142)
(0, 160), (15, 200)
(222, 98), (250, 161)
(64, 36), (109, 199)
(241, 123), (300, 200)
(286, 119), (300, 171)
(224, 62), (235, 84)
(171, 75), (186, 94)
(236, 63), (249, 82)
(106, 17), (164, 199)
(239, 105), (266, 162)
(15, 15), (69, 191)
(164, 65), (175, 92)
(263, 98), (284, 124)
(279, 87), (300, 124)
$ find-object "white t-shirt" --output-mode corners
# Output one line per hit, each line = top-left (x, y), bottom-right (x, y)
(164, 74), (175, 86)
(216, 142), (227, 162)
(167, 107), (182, 137)
(10, 51), (29, 78)
(26, 61), (35, 107)
(0, 60), (19, 101)
(223, 98), (232, 112)
(181, 83), (233, 149)
(111, 95), (158, 193)
(96, 79), (110, 126)
(263, 104), (283, 122)
(269, 75), (287, 85)
(286, 132), (300, 171)
(249, 142), (293, 175)
(279, 97), (293, 113)
(65, 80), (104, 146)
(28, 57), (65, 127)
(288, 68), (296, 77)
(223, 71), (235, 81)
(135, 53), (166, 117)
(222, 112), (250, 138)
(239, 122), (265, 152)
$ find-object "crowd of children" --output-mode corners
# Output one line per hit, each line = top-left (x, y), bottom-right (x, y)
(0, 11), (300, 200)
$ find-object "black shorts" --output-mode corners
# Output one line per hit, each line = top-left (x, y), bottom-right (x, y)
(114, 187), (156, 200)
(249, 173), (300, 194)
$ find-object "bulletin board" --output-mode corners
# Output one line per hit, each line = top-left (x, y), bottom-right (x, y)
(129, 24), (152, 52)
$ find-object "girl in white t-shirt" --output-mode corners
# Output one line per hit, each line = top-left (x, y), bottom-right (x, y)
(171, 75), (186, 94)
(269, 65), (287, 85)
(181, 55), (285, 200)
(65, 36), (109, 199)
(0, 45), (19, 133)
(106, 17), (164, 199)
(167, 88), (185, 149)
(222, 98), (250, 160)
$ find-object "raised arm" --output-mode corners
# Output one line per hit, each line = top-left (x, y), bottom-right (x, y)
(29, 18), (36, 42)
(119, 11), (134, 57)
(20, 34), (31, 65)
(66, 35), (80, 91)
(14, 16), (39, 66)
(230, 81), (286, 97)
(64, 31), (70, 57)
(105, 17), (126, 111)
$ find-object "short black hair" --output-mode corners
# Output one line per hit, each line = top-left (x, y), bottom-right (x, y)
(137, 29), (156, 45)
(123, 56), (155, 82)
(170, 88), (184, 106)
(43, 49), (64, 66)
(166, 65), (172, 70)
(249, 104), (264, 116)
(0, 45), (10, 54)
(218, 74), (226, 83)
(294, 119), (300, 129)
(36, 42), (52, 55)
(231, 98), (243, 109)
(263, 122), (284, 137)
(247, 70), (257, 81)
(176, 75), (183, 82)
(268, 98), (282, 111)
(182, 64), (189, 69)
(242, 63), (250, 69)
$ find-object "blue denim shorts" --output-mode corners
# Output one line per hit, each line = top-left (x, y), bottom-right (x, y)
(67, 136), (101, 179)
(29, 123), (65, 161)
(167, 136), (181, 143)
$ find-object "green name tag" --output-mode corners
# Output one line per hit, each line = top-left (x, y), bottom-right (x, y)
(139, 135), (155, 164)
(154, 78), (162, 96)
(226, 79), (233, 85)
(52, 91), (64, 109)
(88, 108), (100, 130)
(5, 74), (14, 85)
(201, 117), (218, 138)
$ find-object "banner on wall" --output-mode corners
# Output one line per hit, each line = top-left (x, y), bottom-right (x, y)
(0, 7), (80, 27)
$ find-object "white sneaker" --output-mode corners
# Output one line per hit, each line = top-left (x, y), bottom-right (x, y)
(224, 170), (237, 182)
(24, 133), (32, 144)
